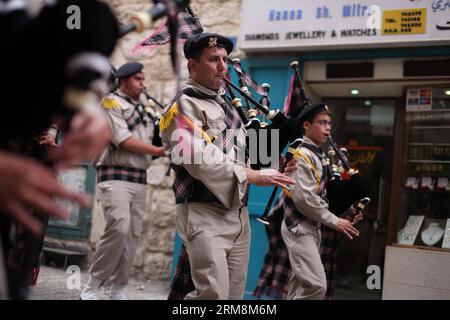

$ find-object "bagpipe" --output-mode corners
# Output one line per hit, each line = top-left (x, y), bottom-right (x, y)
(224, 59), (371, 224)
(224, 60), (305, 168)
(325, 137), (371, 220)
(119, 0), (191, 37)
(62, 0), (194, 126)
(1, 0), (188, 299)
(142, 88), (164, 149)
(120, 0), (202, 77)
(1, 0), (121, 300)
(224, 60), (307, 224)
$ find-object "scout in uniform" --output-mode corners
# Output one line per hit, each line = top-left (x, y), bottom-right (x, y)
(80, 62), (165, 300)
(160, 32), (294, 300)
(280, 104), (361, 300)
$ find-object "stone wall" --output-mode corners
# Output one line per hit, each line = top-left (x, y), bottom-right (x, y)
(88, 0), (242, 280)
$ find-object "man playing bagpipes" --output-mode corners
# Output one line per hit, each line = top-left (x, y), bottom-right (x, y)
(160, 32), (295, 300)
(80, 62), (166, 300)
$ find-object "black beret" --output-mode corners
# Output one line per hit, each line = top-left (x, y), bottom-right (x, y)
(115, 62), (143, 79)
(183, 32), (233, 59)
(297, 103), (330, 123)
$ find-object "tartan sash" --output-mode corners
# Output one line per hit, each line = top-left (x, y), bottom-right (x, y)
(252, 194), (290, 299)
(134, 6), (203, 50)
(113, 92), (148, 132)
(284, 143), (331, 230)
(170, 88), (247, 206)
(125, 104), (147, 132)
(216, 99), (241, 155)
(96, 165), (147, 184)
(168, 244), (195, 300)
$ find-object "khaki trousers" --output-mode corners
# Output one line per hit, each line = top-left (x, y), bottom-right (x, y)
(176, 202), (251, 300)
(281, 220), (327, 300)
(90, 180), (147, 285)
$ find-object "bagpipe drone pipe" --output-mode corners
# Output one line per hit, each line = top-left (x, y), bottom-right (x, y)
(224, 60), (309, 224)
(224, 59), (305, 171)
(325, 142), (371, 221)
(224, 59), (371, 224)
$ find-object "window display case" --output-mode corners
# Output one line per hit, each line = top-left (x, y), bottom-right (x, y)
(46, 164), (96, 240)
(383, 86), (450, 300)
(395, 87), (450, 251)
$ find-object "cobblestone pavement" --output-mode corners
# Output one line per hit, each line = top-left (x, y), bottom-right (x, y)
(28, 265), (170, 300)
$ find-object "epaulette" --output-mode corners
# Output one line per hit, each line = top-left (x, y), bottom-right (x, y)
(159, 102), (179, 131)
(101, 96), (121, 110)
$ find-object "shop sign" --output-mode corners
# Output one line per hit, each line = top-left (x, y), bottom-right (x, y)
(240, 0), (450, 51)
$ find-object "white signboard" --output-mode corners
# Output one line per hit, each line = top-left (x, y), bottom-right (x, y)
(240, 0), (450, 51)
(442, 218), (450, 249)
(397, 215), (425, 245)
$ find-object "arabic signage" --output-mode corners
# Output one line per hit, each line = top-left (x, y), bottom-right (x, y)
(240, 0), (450, 51)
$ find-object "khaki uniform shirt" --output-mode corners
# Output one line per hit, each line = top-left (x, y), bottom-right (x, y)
(160, 79), (248, 210)
(97, 89), (154, 170)
(291, 136), (340, 229)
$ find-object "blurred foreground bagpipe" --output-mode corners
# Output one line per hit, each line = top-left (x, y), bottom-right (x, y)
(66, 0), (192, 123)
(224, 59), (370, 224)
(1, 0), (188, 300)
(23, 0), (190, 136)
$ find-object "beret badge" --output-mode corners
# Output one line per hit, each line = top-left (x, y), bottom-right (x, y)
(208, 37), (218, 47)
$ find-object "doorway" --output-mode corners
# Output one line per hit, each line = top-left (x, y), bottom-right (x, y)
(322, 97), (396, 299)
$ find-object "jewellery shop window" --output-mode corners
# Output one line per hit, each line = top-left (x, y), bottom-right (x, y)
(396, 87), (450, 251)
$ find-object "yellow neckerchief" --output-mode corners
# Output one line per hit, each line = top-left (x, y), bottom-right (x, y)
(293, 147), (321, 190)
(160, 101), (216, 143)
(159, 101), (179, 131)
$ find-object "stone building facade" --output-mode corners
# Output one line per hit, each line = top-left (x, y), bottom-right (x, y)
(89, 0), (243, 280)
